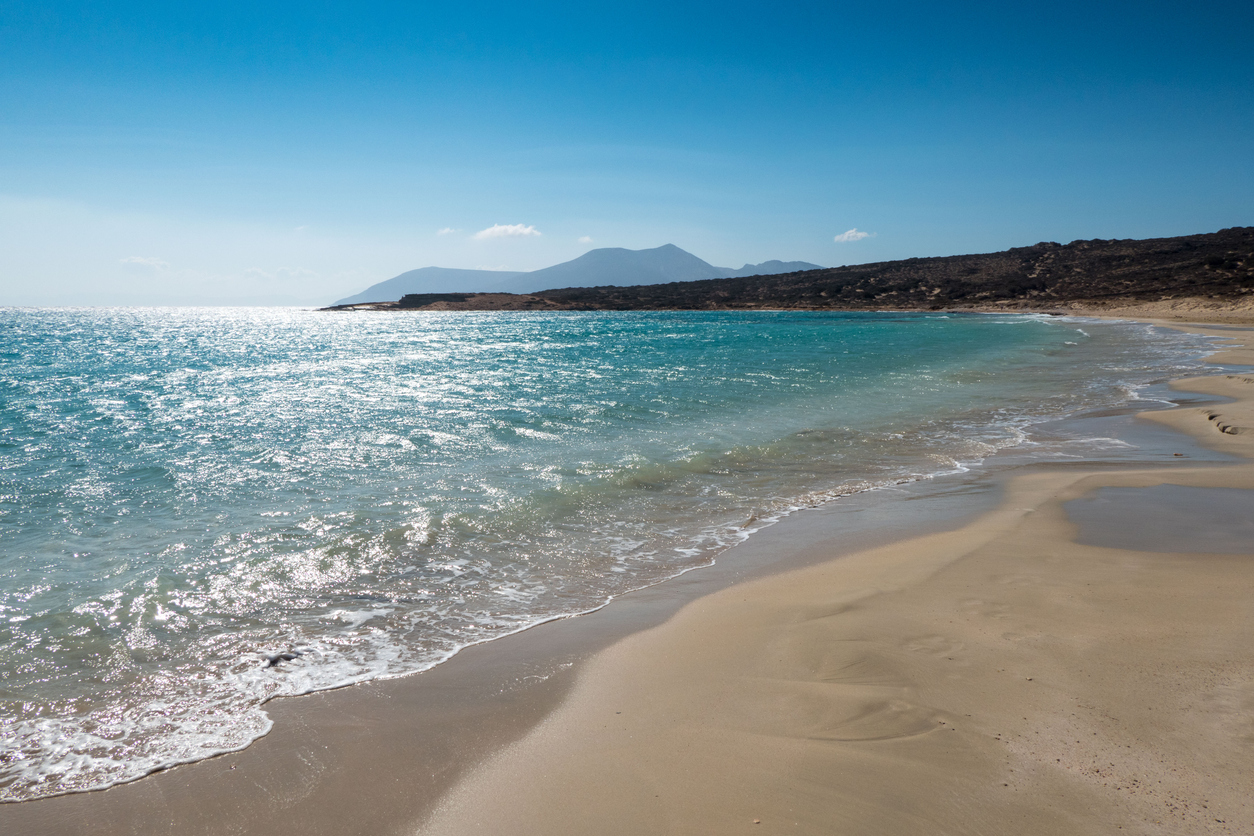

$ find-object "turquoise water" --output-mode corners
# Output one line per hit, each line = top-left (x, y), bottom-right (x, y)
(0, 308), (1212, 800)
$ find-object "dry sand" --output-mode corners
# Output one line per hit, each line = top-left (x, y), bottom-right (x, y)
(1063, 299), (1254, 325)
(969, 297), (1254, 325)
(418, 326), (1254, 835)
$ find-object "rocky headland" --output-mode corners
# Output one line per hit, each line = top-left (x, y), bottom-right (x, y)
(323, 227), (1254, 321)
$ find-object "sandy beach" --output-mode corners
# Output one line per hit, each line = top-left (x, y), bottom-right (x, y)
(8, 0), (1252, 830)
(4, 319), (1253, 836)
(417, 322), (1254, 836)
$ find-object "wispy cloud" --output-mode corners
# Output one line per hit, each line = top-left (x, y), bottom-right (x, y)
(436, 227), (460, 236)
(834, 228), (875, 242)
(120, 255), (170, 269)
(475, 265), (513, 271)
(474, 223), (541, 240)
(578, 236), (593, 244)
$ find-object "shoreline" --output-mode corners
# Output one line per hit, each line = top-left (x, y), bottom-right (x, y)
(0, 444), (1025, 834)
(975, 300), (1254, 326)
(417, 320), (1254, 835)
(2, 315), (1250, 834)
(322, 294), (1254, 327)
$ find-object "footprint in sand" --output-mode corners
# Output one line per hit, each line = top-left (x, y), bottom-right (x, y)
(813, 651), (906, 687)
(902, 635), (966, 658)
(961, 598), (1011, 620)
(808, 699), (940, 742)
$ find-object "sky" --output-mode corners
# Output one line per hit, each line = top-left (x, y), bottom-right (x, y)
(1, 1), (1252, 305)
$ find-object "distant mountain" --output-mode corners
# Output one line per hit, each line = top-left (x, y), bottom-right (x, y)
(523, 228), (1254, 311)
(523, 244), (728, 289)
(326, 227), (1254, 314)
(333, 267), (526, 306)
(719, 260), (825, 278)
(331, 245), (823, 305)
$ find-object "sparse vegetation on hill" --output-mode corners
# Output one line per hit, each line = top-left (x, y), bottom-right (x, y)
(324, 227), (1254, 314)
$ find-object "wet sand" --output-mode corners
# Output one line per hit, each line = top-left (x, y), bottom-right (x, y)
(4, 321), (1253, 835)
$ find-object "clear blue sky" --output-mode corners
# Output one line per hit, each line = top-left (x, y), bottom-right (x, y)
(2, 1), (1251, 305)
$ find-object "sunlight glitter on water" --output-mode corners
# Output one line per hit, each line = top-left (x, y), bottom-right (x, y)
(0, 307), (1215, 799)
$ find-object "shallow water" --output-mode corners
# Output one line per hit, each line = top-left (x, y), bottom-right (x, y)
(0, 308), (1215, 799)
(1067, 485), (1254, 553)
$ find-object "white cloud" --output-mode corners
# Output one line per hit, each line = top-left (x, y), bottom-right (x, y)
(475, 265), (513, 271)
(473, 223), (541, 240)
(834, 228), (875, 243)
(436, 227), (460, 236)
(578, 236), (593, 244)
(120, 255), (171, 269)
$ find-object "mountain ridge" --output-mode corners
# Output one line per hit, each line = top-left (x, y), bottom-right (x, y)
(331, 245), (823, 305)
(324, 227), (1254, 315)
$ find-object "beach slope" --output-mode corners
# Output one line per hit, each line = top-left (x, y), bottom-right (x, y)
(420, 331), (1254, 835)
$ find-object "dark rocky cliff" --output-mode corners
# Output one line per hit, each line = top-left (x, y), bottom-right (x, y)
(324, 228), (1254, 312)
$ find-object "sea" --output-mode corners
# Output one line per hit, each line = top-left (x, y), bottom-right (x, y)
(0, 307), (1217, 801)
